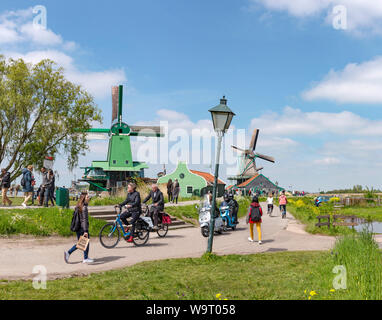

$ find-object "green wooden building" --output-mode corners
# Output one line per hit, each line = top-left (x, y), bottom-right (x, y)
(157, 162), (226, 198)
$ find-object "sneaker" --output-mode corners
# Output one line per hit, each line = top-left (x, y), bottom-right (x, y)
(126, 236), (134, 243)
(22, 203), (27, 208)
(64, 251), (70, 264)
(83, 258), (94, 264)
(248, 237), (254, 242)
(258, 241), (262, 245)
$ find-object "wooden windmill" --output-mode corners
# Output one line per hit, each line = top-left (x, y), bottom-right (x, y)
(80, 85), (164, 192)
(228, 129), (275, 185)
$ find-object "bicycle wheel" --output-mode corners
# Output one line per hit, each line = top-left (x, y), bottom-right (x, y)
(157, 224), (168, 238)
(99, 222), (120, 249)
(133, 221), (150, 246)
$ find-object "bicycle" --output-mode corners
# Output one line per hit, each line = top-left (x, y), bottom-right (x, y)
(142, 204), (170, 238)
(99, 206), (151, 249)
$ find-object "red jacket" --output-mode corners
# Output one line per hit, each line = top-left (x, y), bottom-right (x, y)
(248, 202), (263, 224)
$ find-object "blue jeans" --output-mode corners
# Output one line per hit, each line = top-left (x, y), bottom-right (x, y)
(68, 230), (89, 260)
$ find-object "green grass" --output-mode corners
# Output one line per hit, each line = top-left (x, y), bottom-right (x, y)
(0, 208), (105, 237)
(0, 251), (332, 300)
(2, 232), (381, 300)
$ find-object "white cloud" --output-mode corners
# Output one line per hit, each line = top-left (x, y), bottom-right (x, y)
(251, 106), (382, 136)
(0, 7), (127, 99)
(314, 157), (341, 165)
(252, 0), (382, 35)
(303, 57), (382, 104)
(3, 50), (126, 99)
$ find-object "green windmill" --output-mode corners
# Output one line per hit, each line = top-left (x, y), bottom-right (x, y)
(80, 85), (164, 192)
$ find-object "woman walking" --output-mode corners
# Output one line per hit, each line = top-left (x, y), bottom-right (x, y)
(266, 193), (274, 216)
(64, 192), (94, 264)
(21, 165), (35, 208)
(279, 191), (288, 219)
(247, 196), (263, 244)
(172, 179), (180, 204)
(167, 179), (173, 202)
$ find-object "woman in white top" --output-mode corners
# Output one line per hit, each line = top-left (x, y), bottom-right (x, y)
(266, 193), (274, 216)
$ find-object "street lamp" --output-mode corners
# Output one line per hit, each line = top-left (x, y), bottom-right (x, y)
(207, 96), (236, 253)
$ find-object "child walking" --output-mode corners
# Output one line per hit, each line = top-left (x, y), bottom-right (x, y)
(247, 196), (263, 244)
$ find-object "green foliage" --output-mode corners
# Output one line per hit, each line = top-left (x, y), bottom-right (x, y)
(332, 230), (382, 299)
(0, 57), (102, 179)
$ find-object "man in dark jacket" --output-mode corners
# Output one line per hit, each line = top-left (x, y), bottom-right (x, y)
(116, 183), (142, 243)
(0, 168), (12, 206)
(38, 167), (49, 206)
(228, 193), (239, 224)
(143, 184), (164, 230)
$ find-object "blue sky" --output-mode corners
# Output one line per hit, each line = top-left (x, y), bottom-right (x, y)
(1, 0), (382, 192)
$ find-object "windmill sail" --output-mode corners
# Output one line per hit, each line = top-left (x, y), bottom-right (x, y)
(112, 85), (123, 124)
(249, 129), (259, 152)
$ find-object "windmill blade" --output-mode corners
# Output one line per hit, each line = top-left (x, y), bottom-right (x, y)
(111, 86), (120, 123)
(130, 126), (164, 137)
(249, 129), (260, 152)
(255, 166), (264, 172)
(232, 145), (249, 153)
(255, 152), (275, 163)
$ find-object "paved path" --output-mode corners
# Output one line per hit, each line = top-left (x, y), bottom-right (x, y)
(0, 204), (340, 280)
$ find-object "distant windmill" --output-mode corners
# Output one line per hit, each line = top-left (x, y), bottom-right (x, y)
(231, 129), (275, 179)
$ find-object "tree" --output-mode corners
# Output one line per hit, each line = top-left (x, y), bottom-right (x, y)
(0, 57), (102, 181)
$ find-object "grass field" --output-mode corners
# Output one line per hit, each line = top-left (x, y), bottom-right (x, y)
(0, 207), (105, 237)
(2, 230), (381, 300)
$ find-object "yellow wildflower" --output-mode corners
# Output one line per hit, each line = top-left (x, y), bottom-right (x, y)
(216, 293), (222, 299)
(310, 291), (317, 296)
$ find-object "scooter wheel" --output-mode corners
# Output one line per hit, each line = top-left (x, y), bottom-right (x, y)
(201, 226), (209, 238)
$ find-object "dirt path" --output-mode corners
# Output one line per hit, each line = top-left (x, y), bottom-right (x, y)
(0, 204), (336, 280)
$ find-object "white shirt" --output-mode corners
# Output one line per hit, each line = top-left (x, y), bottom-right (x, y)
(267, 197), (273, 205)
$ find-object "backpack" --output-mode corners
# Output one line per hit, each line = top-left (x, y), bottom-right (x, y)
(70, 208), (81, 232)
(20, 176), (26, 187)
(249, 205), (261, 222)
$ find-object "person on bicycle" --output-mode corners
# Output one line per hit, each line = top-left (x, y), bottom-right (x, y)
(266, 193), (274, 216)
(143, 183), (164, 231)
(116, 182), (142, 243)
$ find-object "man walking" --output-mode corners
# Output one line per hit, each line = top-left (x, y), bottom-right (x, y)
(0, 168), (12, 206)
(38, 167), (49, 206)
(143, 184), (164, 231)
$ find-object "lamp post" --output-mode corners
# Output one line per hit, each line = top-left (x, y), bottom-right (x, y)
(207, 96), (235, 253)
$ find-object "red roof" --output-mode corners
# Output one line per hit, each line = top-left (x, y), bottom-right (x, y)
(237, 174), (260, 188)
(190, 170), (225, 185)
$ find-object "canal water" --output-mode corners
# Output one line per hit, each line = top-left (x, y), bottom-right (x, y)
(352, 221), (382, 234)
